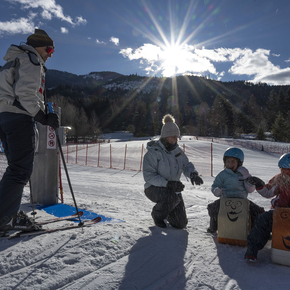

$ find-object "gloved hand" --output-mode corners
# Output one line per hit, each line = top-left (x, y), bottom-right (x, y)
(166, 181), (185, 192)
(34, 110), (59, 130)
(237, 166), (251, 179)
(247, 176), (265, 189)
(213, 187), (223, 197)
(190, 172), (204, 185)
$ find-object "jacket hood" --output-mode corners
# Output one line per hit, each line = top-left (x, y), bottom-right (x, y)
(146, 140), (160, 150)
(3, 45), (44, 65)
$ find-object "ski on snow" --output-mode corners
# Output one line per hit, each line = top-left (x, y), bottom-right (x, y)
(35, 211), (84, 225)
(1, 216), (102, 240)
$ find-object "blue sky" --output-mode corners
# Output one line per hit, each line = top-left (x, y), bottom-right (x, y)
(1, 0), (290, 85)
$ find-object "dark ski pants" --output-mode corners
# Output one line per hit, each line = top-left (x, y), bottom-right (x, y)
(145, 185), (188, 229)
(207, 199), (264, 230)
(0, 112), (35, 228)
(246, 210), (273, 257)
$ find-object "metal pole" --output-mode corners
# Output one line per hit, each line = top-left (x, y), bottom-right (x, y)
(139, 144), (144, 171)
(124, 144), (127, 170)
(211, 142), (213, 177)
(29, 179), (37, 220)
(98, 143), (100, 167)
(59, 154), (64, 203)
(110, 144), (112, 168)
(57, 132), (83, 226)
(85, 143), (88, 166)
(47, 103), (83, 226)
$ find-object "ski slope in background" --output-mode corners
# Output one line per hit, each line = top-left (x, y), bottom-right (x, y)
(0, 133), (289, 290)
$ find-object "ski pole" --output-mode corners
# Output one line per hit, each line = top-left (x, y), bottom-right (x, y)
(47, 102), (84, 227)
(29, 178), (37, 220)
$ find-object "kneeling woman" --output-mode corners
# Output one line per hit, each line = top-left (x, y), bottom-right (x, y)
(143, 114), (203, 229)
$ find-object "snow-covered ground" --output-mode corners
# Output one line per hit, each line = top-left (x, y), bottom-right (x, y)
(1, 134), (290, 290)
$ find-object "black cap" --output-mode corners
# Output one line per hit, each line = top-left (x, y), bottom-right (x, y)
(27, 29), (54, 48)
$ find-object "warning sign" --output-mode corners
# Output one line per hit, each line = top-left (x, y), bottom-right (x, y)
(47, 126), (57, 149)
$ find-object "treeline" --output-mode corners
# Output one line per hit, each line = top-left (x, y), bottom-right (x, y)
(46, 75), (290, 142)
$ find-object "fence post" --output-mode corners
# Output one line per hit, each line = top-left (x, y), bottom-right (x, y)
(66, 143), (68, 163)
(140, 144), (144, 171)
(75, 143), (78, 164)
(124, 144), (127, 169)
(211, 142), (213, 177)
(98, 143), (100, 167)
(85, 143), (88, 166)
(110, 144), (112, 168)
(183, 143), (185, 153)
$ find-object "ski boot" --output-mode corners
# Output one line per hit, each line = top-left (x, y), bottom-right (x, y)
(1, 211), (42, 233)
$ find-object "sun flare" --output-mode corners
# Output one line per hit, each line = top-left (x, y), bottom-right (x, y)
(160, 44), (190, 77)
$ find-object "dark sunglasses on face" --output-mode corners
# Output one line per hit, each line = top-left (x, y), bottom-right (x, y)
(46, 47), (55, 54)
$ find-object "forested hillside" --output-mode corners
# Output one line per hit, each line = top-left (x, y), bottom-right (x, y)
(44, 71), (290, 142)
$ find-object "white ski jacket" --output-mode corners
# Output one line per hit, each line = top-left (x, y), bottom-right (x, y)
(0, 44), (46, 117)
(143, 140), (197, 189)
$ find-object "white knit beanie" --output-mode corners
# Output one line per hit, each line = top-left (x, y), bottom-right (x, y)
(160, 114), (180, 138)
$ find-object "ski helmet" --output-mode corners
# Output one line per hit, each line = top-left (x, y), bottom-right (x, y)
(278, 153), (290, 169)
(223, 147), (244, 166)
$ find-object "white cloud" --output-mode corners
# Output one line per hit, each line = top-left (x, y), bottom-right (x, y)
(110, 37), (119, 46)
(272, 53), (280, 57)
(60, 27), (68, 34)
(285, 58), (290, 63)
(75, 16), (87, 26)
(227, 48), (290, 85)
(5, 0), (87, 26)
(0, 13), (35, 35)
(96, 39), (106, 44)
(120, 43), (217, 77)
(41, 10), (51, 20)
(229, 49), (272, 76)
(119, 43), (290, 84)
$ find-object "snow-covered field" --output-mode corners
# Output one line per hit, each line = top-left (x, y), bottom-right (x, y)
(1, 134), (290, 290)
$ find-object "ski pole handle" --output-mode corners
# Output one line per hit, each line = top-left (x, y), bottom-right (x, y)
(47, 102), (59, 135)
(47, 102), (54, 114)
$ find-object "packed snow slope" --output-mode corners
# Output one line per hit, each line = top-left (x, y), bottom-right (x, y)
(0, 136), (290, 290)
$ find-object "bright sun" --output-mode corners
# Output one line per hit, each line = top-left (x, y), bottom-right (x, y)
(161, 45), (189, 77)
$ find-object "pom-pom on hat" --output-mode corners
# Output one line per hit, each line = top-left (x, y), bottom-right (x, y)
(27, 29), (54, 48)
(160, 114), (180, 138)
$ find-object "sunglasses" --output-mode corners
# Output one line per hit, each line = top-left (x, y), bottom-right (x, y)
(46, 47), (55, 54)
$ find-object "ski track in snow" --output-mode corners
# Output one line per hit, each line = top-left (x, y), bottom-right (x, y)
(0, 137), (290, 289)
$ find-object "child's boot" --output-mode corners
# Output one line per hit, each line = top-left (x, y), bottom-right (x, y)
(207, 217), (217, 233)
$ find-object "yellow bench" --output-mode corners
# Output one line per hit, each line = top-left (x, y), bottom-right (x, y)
(217, 198), (250, 247)
(272, 207), (290, 266)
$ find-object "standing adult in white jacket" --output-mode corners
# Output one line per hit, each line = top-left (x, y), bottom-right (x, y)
(143, 114), (203, 229)
(0, 29), (59, 233)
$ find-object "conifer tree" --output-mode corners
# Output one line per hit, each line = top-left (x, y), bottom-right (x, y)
(271, 112), (290, 142)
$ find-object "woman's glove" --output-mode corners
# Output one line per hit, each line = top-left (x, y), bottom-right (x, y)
(247, 176), (265, 189)
(166, 181), (185, 192)
(190, 172), (203, 185)
(213, 187), (223, 197)
(34, 110), (59, 130)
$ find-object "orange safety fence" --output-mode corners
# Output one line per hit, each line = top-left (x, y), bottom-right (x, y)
(61, 142), (213, 176)
(1, 138), (289, 181)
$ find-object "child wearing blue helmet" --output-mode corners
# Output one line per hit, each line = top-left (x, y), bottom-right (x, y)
(245, 152), (290, 262)
(207, 147), (264, 233)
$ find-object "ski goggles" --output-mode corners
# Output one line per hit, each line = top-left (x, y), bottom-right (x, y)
(46, 47), (55, 55)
